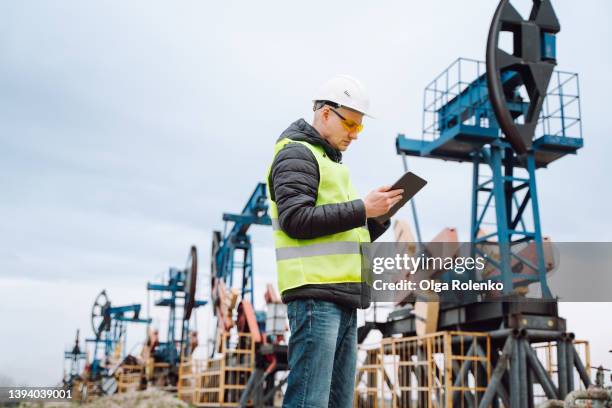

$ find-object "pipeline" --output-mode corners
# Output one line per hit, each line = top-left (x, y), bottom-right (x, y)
(536, 400), (564, 408)
(563, 388), (611, 408)
(537, 388), (612, 408)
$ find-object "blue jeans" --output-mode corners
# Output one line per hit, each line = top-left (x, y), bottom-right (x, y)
(283, 299), (357, 408)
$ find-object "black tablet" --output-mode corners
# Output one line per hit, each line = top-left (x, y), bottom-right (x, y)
(373, 171), (427, 224)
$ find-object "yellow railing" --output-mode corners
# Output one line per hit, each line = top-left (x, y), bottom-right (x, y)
(178, 332), (255, 407)
(355, 331), (491, 408)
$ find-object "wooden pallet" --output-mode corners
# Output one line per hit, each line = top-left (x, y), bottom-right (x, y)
(146, 357), (171, 386)
(178, 358), (196, 404)
(71, 379), (100, 403)
(117, 364), (144, 393)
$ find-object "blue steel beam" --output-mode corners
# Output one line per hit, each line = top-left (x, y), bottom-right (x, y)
(213, 182), (271, 304)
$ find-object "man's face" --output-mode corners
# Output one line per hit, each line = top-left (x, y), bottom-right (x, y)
(321, 106), (364, 151)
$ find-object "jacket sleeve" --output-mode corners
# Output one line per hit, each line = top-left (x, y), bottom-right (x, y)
(270, 143), (366, 240)
(367, 218), (390, 242)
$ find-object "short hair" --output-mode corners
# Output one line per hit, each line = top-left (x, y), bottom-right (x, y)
(313, 100), (340, 112)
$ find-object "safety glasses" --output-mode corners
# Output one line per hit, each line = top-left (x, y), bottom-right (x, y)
(329, 107), (364, 134)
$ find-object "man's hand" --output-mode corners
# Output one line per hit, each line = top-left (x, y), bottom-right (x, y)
(364, 185), (404, 218)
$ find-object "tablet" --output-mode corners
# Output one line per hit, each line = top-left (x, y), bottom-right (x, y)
(373, 172), (427, 224)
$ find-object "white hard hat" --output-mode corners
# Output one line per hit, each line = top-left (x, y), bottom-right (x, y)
(313, 74), (373, 118)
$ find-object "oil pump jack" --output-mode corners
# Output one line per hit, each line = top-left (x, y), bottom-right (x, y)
(359, 1), (590, 406)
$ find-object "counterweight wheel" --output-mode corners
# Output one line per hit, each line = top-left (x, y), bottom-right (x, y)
(486, 0), (560, 154)
(91, 290), (111, 339)
(183, 245), (198, 320)
(210, 230), (222, 289)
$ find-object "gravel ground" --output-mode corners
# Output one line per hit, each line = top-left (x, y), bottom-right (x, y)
(9, 389), (189, 408)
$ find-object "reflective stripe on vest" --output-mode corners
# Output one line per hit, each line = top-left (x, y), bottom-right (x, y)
(267, 138), (371, 294)
(275, 241), (360, 260)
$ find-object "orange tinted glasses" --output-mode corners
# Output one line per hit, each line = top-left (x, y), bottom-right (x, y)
(329, 107), (364, 133)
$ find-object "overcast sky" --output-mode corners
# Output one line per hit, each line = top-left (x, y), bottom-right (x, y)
(1, 1), (611, 386)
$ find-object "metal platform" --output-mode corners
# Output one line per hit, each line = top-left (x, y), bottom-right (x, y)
(388, 299), (562, 337)
(359, 299), (563, 341)
(397, 59), (583, 168)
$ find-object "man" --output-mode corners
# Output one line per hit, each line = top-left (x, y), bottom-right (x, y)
(267, 74), (403, 407)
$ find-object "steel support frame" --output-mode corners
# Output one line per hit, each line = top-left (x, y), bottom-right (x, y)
(147, 267), (191, 366)
(470, 143), (551, 298)
(215, 183), (271, 306)
(479, 332), (589, 408)
(219, 239), (255, 305)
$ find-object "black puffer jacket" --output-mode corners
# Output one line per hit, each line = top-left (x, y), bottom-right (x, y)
(269, 119), (390, 309)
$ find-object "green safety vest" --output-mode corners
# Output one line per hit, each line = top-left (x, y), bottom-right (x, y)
(267, 138), (371, 295)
